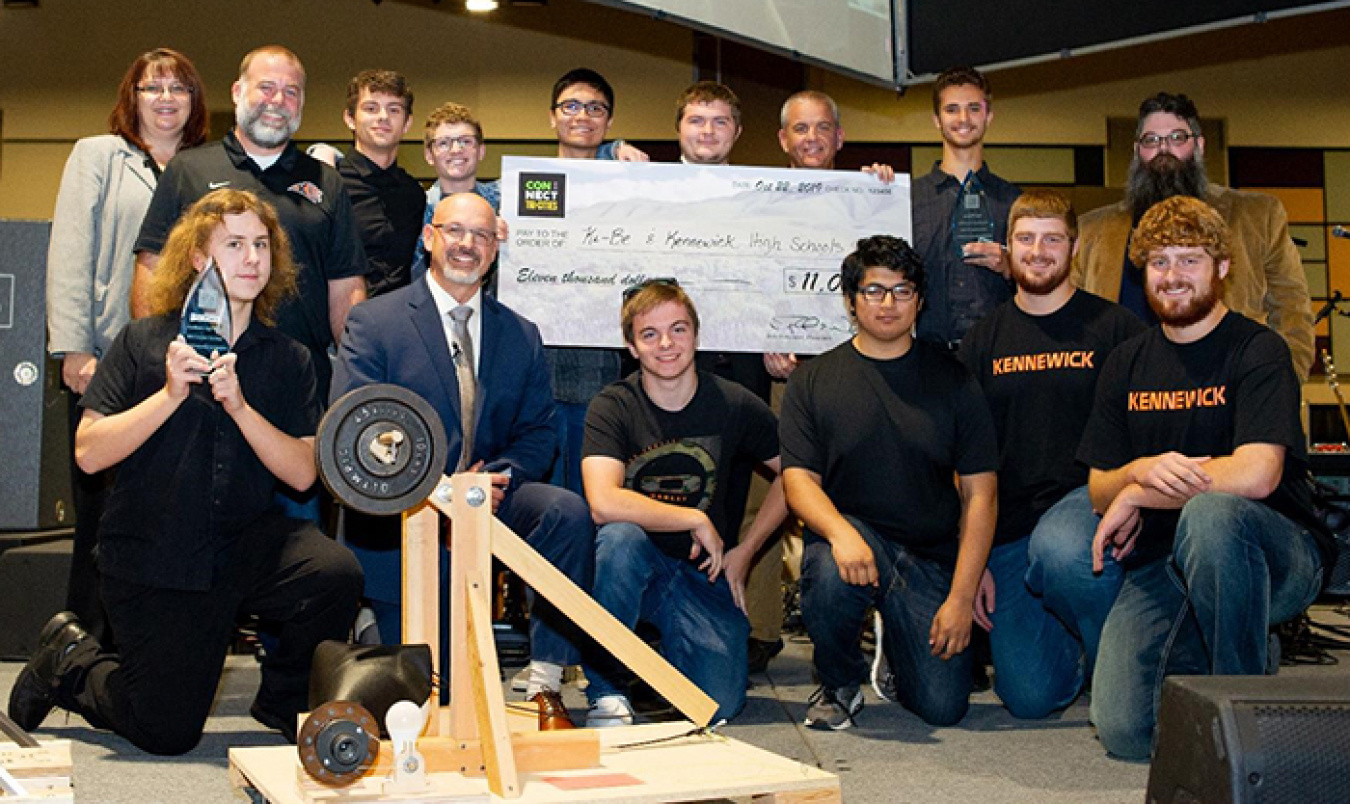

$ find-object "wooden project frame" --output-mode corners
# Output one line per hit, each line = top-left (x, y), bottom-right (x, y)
(401, 473), (720, 797)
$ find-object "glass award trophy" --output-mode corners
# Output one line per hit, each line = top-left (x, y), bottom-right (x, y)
(951, 170), (996, 255)
(179, 258), (232, 361)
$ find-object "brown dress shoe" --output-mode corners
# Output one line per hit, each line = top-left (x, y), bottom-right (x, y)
(528, 690), (576, 731)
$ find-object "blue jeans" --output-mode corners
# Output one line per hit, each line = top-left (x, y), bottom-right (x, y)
(985, 536), (1083, 718)
(582, 522), (749, 721)
(1026, 486), (1126, 679)
(801, 518), (972, 726)
(548, 401), (587, 498)
(1091, 492), (1323, 760)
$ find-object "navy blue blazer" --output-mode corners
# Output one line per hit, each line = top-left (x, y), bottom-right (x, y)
(332, 278), (558, 602)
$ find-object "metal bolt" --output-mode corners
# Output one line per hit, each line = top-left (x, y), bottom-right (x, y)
(465, 486), (487, 507)
(435, 483), (453, 502)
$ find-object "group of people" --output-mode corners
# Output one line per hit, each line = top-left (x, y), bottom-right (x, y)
(5, 43), (1334, 768)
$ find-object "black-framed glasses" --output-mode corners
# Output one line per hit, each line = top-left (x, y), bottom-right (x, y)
(623, 277), (679, 302)
(553, 99), (611, 118)
(434, 223), (495, 248)
(137, 82), (192, 99)
(857, 282), (917, 304)
(430, 135), (480, 153)
(1137, 131), (1199, 149)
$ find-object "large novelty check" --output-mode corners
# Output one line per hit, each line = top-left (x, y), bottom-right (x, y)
(498, 156), (910, 353)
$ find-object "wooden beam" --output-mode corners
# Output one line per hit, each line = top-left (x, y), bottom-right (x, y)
(465, 579), (521, 798)
(448, 474), (492, 740)
(351, 730), (599, 778)
(401, 502), (440, 737)
(490, 519), (719, 727)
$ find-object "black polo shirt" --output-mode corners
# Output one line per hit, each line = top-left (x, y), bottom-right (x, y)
(135, 130), (368, 397)
(81, 314), (320, 591)
(338, 148), (425, 298)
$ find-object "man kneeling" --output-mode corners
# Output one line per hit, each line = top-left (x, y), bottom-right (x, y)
(7, 190), (363, 754)
(1081, 196), (1332, 759)
(581, 280), (787, 725)
(780, 235), (999, 729)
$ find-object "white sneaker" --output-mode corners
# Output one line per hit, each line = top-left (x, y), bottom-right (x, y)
(586, 694), (635, 728)
(514, 664), (584, 692)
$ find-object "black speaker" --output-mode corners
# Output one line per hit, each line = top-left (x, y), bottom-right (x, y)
(1147, 675), (1350, 804)
(0, 219), (72, 531)
(0, 536), (72, 659)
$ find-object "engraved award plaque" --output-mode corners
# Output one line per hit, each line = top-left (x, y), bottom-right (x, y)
(179, 258), (232, 361)
(951, 171), (996, 254)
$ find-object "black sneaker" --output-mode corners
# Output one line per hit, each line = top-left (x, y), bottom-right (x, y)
(747, 637), (784, 674)
(7, 612), (91, 731)
(803, 685), (863, 730)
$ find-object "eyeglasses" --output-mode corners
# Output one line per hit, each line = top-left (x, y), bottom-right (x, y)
(430, 135), (480, 154)
(433, 223), (495, 248)
(137, 82), (192, 99)
(553, 99), (611, 118)
(857, 282), (918, 304)
(1137, 131), (1199, 149)
(622, 277), (679, 302)
(252, 81), (302, 102)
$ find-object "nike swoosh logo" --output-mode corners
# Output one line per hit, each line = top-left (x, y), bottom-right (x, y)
(208, 181), (231, 189)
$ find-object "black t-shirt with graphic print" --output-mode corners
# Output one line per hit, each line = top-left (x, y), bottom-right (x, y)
(1077, 311), (1332, 568)
(584, 370), (779, 560)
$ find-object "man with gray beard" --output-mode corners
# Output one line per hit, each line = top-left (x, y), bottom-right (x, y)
(1072, 93), (1313, 380)
(133, 45), (368, 401)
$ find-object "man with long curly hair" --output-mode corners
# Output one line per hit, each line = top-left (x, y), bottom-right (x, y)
(8, 189), (362, 754)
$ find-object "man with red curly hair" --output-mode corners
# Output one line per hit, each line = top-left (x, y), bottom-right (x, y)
(1077, 196), (1333, 760)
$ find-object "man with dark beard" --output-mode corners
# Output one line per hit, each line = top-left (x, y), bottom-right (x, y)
(133, 45), (368, 401)
(1072, 93), (1313, 379)
(960, 189), (1143, 719)
(1076, 196), (1332, 760)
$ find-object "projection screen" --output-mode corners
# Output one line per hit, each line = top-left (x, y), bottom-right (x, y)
(585, 0), (903, 87)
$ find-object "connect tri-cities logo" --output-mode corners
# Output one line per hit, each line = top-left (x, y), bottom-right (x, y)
(518, 172), (565, 218)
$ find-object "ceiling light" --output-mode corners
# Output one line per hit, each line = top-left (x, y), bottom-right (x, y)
(466, 0), (498, 11)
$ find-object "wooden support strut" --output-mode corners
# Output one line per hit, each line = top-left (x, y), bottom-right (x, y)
(400, 502), (441, 737)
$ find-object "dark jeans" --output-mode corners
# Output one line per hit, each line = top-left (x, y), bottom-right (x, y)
(1025, 485), (1125, 680)
(58, 513), (362, 755)
(801, 517), (972, 726)
(547, 401), (588, 498)
(984, 535), (1083, 719)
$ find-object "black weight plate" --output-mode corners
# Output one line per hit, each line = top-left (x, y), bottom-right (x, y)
(317, 384), (448, 515)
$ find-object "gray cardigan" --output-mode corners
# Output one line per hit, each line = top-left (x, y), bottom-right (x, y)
(46, 134), (157, 358)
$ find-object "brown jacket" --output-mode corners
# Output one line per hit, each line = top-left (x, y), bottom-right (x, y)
(1071, 185), (1314, 380)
